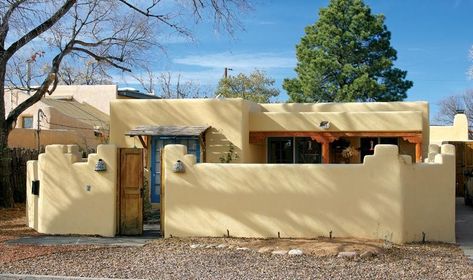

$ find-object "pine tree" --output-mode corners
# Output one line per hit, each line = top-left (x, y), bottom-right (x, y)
(215, 70), (279, 103)
(283, 0), (413, 102)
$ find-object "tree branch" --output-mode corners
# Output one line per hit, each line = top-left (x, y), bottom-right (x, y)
(4, 0), (76, 60)
(0, 0), (27, 48)
(71, 47), (131, 72)
(117, 0), (189, 35)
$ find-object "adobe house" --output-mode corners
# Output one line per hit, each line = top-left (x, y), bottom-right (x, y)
(5, 85), (159, 150)
(110, 99), (429, 205)
(28, 99), (457, 244)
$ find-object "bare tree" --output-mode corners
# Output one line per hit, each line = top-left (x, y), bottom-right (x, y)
(0, 0), (249, 207)
(131, 66), (208, 98)
(436, 90), (473, 138)
(57, 59), (113, 85)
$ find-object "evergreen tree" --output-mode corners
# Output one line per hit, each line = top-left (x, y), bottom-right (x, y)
(283, 0), (413, 102)
(216, 70), (279, 103)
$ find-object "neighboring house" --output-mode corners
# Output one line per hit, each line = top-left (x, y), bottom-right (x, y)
(5, 85), (159, 150)
(430, 113), (469, 145)
(430, 113), (472, 197)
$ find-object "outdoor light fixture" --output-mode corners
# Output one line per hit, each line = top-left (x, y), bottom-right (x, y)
(95, 159), (106, 172)
(172, 160), (185, 173)
(319, 121), (331, 129)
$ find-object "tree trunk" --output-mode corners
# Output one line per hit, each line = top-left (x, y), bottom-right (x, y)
(0, 54), (14, 208)
(0, 131), (13, 208)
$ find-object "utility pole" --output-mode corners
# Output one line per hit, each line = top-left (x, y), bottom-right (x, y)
(224, 67), (233, 79)
(36, 109), (46, 151)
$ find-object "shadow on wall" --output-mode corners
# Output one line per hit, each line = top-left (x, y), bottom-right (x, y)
(26, 144), (117, 237)
(162, 144), (455, 244)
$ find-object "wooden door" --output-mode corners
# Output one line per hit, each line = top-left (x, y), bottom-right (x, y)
(463, 143), (473, 196)
(119, 148), (143, 235)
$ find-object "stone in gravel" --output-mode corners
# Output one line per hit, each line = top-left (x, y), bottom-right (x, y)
(337, 251), (358, 258)
(272, 250), (288, 255)
(288, 249), (303, 256)
(360, 250), (376, 259)
(217, 244), (227, 248)
(236, 247), (250, 251)
(257, 247), (272, 253)
(190, 244), (200, 249)
(205, 244), (216, 248)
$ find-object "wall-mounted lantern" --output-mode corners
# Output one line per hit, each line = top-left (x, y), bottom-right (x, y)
(95, 159), (106, 172)
(172, 160), (185, 173)
(319, 121), (331, 129)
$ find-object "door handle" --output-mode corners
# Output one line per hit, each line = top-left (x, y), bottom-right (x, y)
(140, 188), (143, 198)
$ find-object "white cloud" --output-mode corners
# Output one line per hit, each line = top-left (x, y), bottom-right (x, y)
(113, 51), (297, 88)
(114, 68), (223, 86)
(173, 51), (296, 70)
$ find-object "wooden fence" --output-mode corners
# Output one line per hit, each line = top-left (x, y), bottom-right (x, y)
(9, 148), (40, 203)
(8, 147), (97, 203)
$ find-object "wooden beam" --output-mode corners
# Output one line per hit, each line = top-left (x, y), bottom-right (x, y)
(137, 135), (147, 149)
(249, 131), (423, 144)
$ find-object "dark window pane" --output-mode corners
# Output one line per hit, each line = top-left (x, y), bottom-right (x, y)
(295, 137), (321, 163)
(268, 137), (293, 163)
(380, 137), (399, 145)
(360, 138), (378, 162)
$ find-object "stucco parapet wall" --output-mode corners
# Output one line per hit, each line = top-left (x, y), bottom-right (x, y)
(28, 144), (117, 237)
(162, 143), (455, 244)
(257, 101), (428, 112)
(249, 111), (423, 132)
(429, 114), (469, 144)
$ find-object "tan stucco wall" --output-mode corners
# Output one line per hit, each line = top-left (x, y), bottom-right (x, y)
(249, 111), (423, 132)
(110, 98), (253, 163)
(162, 144), (455, 244)
(9, 128), (103, 150)
(110, 99), (428, 163)
(26, 144), (117, 237)
(430, 114), (469, 145)
(5, 85), (117, 116)
(26, 160), (39, 231)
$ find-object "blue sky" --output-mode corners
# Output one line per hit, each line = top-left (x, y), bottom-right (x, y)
(125, 0), (473, 118)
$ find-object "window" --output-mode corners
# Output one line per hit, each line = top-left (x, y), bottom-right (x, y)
(268, 137), (293, 163)
(267, 137), (321, 164)
(22, 116), (33, 129)
(295, 137), (322, 163)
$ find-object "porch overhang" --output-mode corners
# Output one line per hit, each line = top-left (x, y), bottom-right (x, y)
(125, 125), (211, 150)
(250, 131), (423, 163)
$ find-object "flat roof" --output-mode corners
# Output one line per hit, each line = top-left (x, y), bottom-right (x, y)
(117, 89), (161, 99)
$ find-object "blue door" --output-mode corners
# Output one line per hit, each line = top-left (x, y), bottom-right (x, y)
(150, 136), (201, 203)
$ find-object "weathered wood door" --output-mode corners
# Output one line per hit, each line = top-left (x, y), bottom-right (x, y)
(463, 143), (473, 196)
(119, 148), (143, 235)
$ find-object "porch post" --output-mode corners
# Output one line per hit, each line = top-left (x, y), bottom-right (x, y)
(322, 141), (330, 164)
(415, 142), (422, 163)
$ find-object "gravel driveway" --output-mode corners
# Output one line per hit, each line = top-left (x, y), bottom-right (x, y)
(1, 238), (473, 280)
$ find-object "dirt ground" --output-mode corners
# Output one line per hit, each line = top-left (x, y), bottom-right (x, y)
(0, 204), (383, 261)
(0, 204), (92, 264)
(1, 205), (473, 279)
